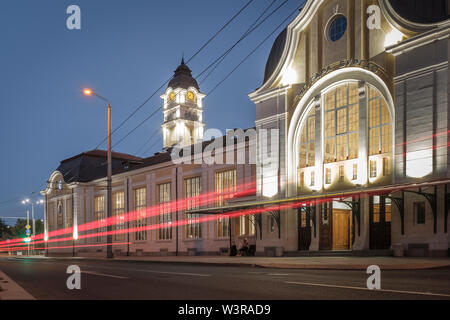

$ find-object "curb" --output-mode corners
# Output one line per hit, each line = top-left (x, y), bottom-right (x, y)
(7, 256), (450, 271)
(0, 270), (35, 300)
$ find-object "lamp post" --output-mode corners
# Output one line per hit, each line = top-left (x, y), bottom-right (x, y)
(83, 88), (113, 259)
(21, 198), (44, 255)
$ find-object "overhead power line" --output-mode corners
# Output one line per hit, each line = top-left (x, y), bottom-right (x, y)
(111, 0), (290, 149)
(93, 0), (255, 150)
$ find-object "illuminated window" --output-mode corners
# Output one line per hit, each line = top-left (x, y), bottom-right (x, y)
(310, 171), (315, 186)
(370, 160), (377, 178)
(324, 83), (359, 163)
(325, 168), (331, 185)
(352, 163), (358, 181)
(385, 198), (392, 222)
(158, 183), (171, 240)
(299, 171), (305, 188)
(368, 86), (392, 155)
(373, 196), (380, 223)
(215, 170), (236, 237)
(134, 187), (147, 241)
(94, 195), (105, 243)
(113, 192), (125, 241)
(383, 157), (391, 176)
(300, 211), (307, 228)
(298, 109), (315, 168)
(185, 177), (201, 239)
(339, 165), (344, 182)
(415, 202), (426, 225)
(240, 215), (256, 236)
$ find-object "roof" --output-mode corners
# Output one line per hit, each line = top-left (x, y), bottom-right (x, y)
(54, 128), (256, 184)
(388, 0), (449, 24)
(167, 58), (200, 91)
(57, 150), (143, 183)
(263, 28), (287, 85)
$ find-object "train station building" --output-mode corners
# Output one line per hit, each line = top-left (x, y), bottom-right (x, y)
(42, 0), (450, 257)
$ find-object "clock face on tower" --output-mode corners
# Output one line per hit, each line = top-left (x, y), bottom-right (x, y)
(169, 92), (175, 101)
(187, 91), (194, 101)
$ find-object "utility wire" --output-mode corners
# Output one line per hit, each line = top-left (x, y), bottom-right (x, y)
(199, 0), (278, 84)
(93, 0), (255, 150)
(111, 1), (290, 149)
(207, 3), (304, 96)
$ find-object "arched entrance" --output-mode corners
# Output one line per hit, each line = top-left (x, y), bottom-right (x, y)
(288, 68), (395, 252)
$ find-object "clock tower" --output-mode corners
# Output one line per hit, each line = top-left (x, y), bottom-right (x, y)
(161, 59), (205, 148)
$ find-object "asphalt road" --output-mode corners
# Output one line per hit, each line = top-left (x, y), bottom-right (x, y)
(0, 257), (449, 300)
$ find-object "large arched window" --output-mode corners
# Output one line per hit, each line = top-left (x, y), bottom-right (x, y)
(324, 83), (359, 163)
(297, 81), (393, 190)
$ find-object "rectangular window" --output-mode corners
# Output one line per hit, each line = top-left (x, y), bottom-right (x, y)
(94, 195), (105, 243)
(415, 202), (426, 225)
(368, 87), (392, 156)
(336, 135), (347, 161)
(113, 192), (125, 241)
(348, 132), (359, 159)
(158, 183), (172, 240)
(299, 109), (316, 169)
(310, 171), (315, 186)
(370, 160), (377, 178)
(299, 171), (305, 188)
(185, 177), (201, 239)
(352, 163), (358, 181)
(385, 198), (392, 222)
(324, 138), (335, 163)
(382, 157), (391, 176)
(239, 215), (256, 236)
(373, 196), (380, 223)
(325, 168), (331, 185)
(215, 170), (236, 237)
(339, 165), (344, 182)
(134, 187), (147, 241)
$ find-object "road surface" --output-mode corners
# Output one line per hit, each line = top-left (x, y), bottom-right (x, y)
(0, 257), (449, 300)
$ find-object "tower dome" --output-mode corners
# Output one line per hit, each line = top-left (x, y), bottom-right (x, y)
(168, 58), (200, 91)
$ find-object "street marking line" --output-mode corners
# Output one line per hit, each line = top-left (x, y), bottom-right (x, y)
(285, 281), (450, 298)
(136, 269), (211, 277)
(267, 273), (290, 276)
(76, 264), (211, 277)
(83, 271), (129, 279)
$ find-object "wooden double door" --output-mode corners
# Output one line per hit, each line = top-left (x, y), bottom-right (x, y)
(319, 203), (352, 251)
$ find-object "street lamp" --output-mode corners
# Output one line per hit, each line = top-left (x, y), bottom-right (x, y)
(83, 88), (113, 259)
(21, 198), (43, 255)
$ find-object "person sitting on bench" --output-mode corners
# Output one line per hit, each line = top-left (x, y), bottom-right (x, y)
(237, 238), (249, 256)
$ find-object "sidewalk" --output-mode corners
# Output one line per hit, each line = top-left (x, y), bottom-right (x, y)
(4, 254), (450, 270)
(0, 270), (35, 300)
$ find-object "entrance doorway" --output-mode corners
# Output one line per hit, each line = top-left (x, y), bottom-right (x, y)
(298, 207), (312, 250)
(319, 201), (352, 251)
(369, 196), (391, 249)
(332, 209), (352, 250)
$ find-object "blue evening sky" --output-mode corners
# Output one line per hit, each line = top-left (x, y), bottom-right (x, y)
(0, 0), (303, 222)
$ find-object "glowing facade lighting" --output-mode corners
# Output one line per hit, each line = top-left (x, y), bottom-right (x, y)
(406, 149), (433, 178)
(281, 67), (297, 85)
(384, 27), (403, 48)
